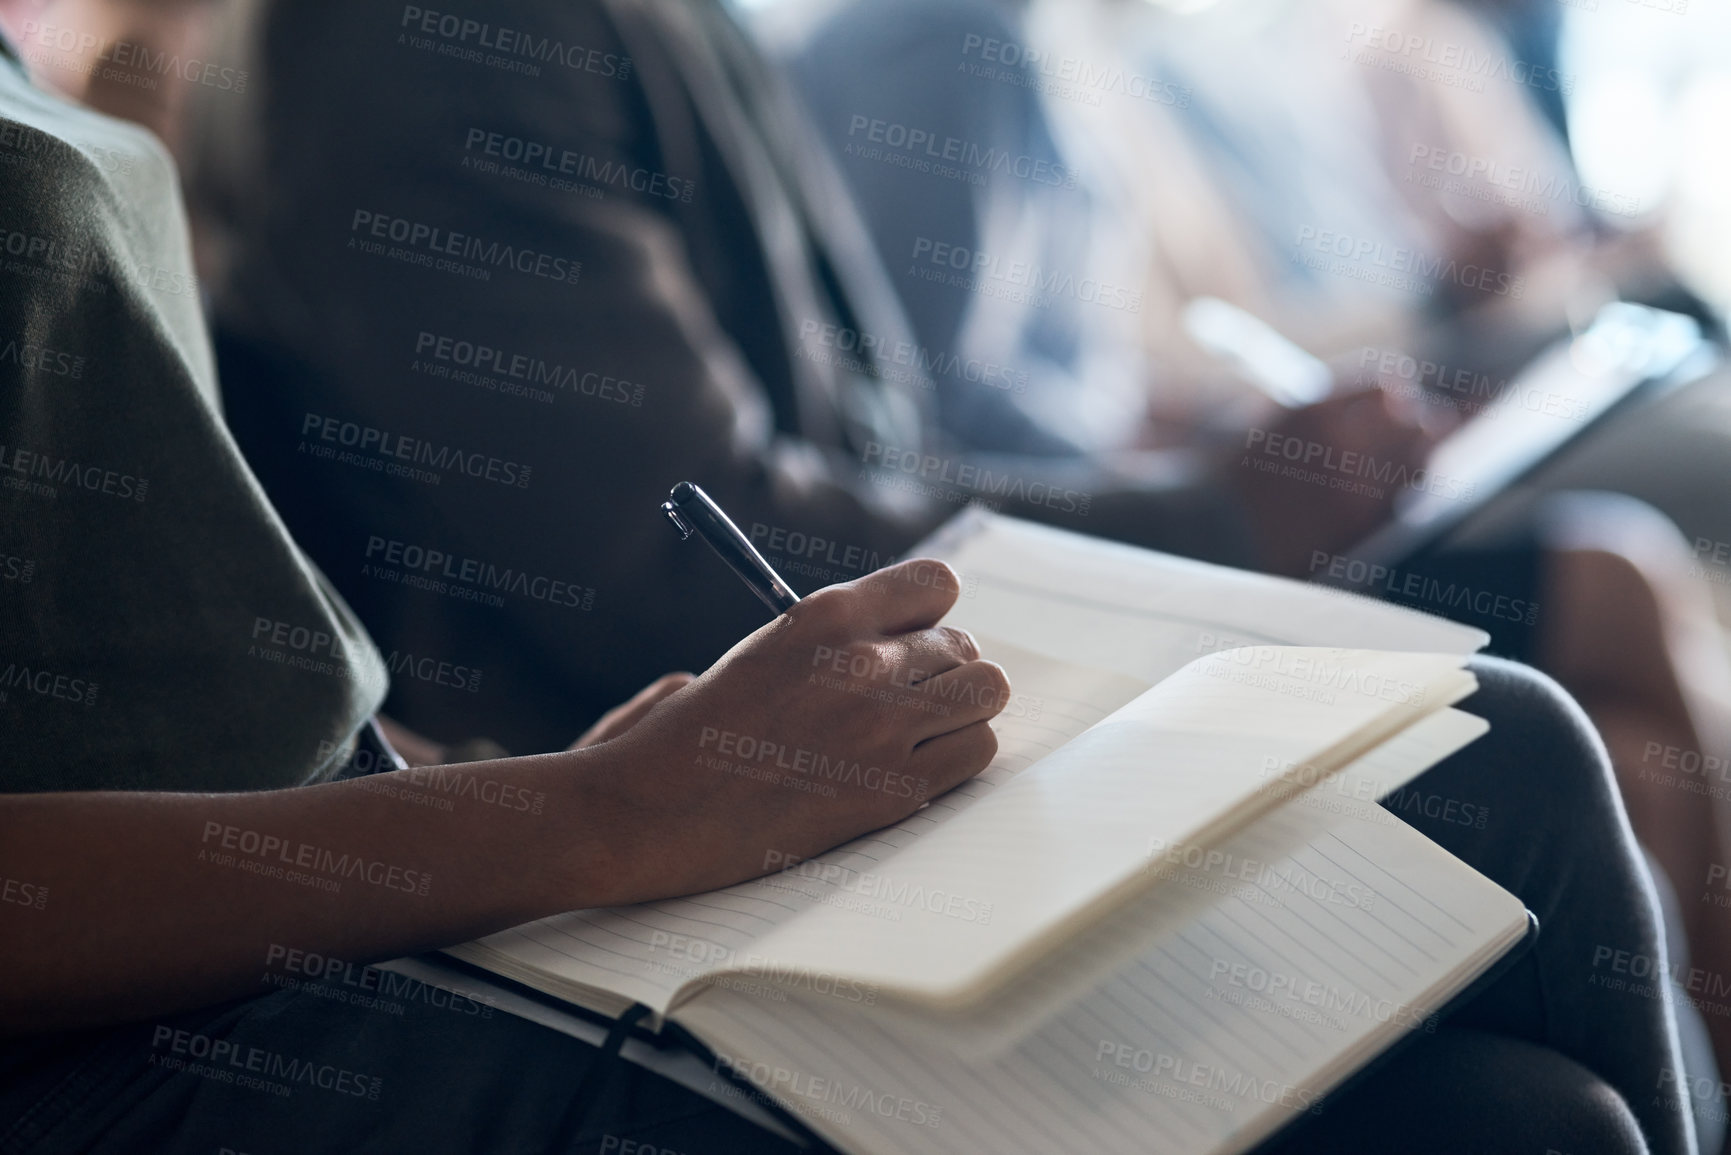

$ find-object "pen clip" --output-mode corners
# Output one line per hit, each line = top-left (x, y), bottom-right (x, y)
(661, 501), (695, 540)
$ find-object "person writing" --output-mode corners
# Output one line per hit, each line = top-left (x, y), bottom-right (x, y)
(0, 12), (1700, 1155)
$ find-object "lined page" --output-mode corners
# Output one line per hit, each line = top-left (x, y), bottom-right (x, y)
(857, 707), (1493, 1062)
(723, 649), (1474, 1006)
(921, 509), (1485, 684)
(446, 639), (1150, 1015)
(675, 744), (1528, 1155)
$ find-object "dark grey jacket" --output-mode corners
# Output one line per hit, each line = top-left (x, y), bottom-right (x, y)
(209, 0), (1253, 753)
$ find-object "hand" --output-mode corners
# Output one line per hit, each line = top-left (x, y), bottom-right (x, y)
(1225, 387), (1440, 576)
(565, 559), (1010, 905)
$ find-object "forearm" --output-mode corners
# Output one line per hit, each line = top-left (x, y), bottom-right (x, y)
(0, 750), (625, 1035)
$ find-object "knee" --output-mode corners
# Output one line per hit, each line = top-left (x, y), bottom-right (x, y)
(1538, 491), (1703, 612)
(1536, 491), (1695, 572)
(1465, 655), (1611, 782)
(1533, 1064), (1654, 1155)
(1272, 1030), (1652, 1155)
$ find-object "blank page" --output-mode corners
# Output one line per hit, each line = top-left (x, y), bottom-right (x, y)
(921, 510), (1485, 684)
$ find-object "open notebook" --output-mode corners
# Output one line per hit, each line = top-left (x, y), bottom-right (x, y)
(446, 511), (1532, 1154)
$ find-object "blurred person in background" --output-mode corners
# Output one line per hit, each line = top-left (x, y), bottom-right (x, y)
(177, 0), (1432, 760)
(774, 0), (1731, 1126)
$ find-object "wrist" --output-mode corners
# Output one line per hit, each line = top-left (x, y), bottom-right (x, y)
(518, 743), (659, 913)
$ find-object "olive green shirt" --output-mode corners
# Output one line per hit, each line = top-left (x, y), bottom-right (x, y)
(0, 32), (386, 792)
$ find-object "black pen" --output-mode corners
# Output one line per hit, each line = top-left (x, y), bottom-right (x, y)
(661, 482), (801, 616)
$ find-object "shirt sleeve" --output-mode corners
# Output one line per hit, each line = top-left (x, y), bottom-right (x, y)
(0, 93), (387, 794)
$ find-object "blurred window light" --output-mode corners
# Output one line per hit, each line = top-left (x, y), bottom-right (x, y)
(1561, 0), (1731, 312)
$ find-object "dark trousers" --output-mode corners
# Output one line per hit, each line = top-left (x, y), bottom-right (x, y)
(0, 660), (1699, 1155)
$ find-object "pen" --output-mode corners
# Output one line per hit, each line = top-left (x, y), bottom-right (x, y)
(1181, 296), (1332, 408)
(660, 481), (801, 616)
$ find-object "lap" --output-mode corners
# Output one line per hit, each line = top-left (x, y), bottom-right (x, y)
(1, 660), (1688, 1155)
(1263, 1028), (1647, 1155)
(2, 986), (807, 1155)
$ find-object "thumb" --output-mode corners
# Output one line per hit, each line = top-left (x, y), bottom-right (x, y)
(570, 672), (696, 750)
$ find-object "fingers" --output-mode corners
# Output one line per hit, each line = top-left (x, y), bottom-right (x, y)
(907, 659), (1012, 743)
(896, 625), (981, 684)
(846, 559), (964, 634)
(571, 672), (695, 749)
(908, 719), (1000, 796)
